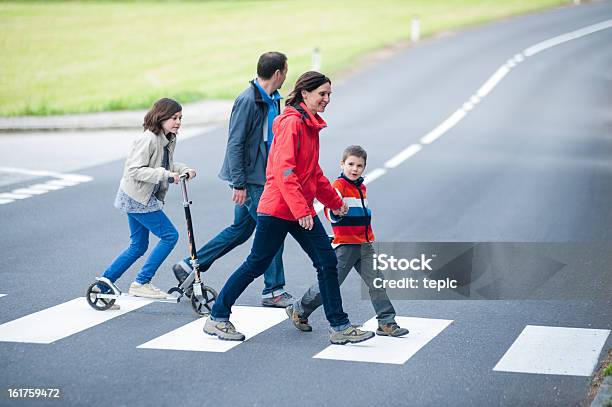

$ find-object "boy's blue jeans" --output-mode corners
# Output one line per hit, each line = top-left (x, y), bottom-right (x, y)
(103, 210), (178, 285)
(182, 183), (286, 298)
(211, 215), (351, 330)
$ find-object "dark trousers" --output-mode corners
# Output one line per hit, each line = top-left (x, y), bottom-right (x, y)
(210, 215), (350, 329)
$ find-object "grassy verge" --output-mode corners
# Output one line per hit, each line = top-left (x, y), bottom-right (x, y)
(0, 0), (570, 116)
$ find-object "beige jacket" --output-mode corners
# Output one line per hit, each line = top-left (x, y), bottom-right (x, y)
(119, 130), (189, 205)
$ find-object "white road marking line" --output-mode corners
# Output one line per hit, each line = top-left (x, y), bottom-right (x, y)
(60, 174), (93, 183)
(0, 297), (152, 344)
(11, 188), (48, 196)
(523, 19), (612, 56)
(384, 145), (422, 169)
(493, 325), (611, 376)
(0, 199), (14, 205)
(0, 193), (30, 200)
(0, 167), (66, 178)
(137, 306), (287, 352)
(45, 179), (80, 187)
(364, 168), (387, 184)
(0, 294), (6, 298)
(360, 18), (612, 185)
(313, 316), (453, 364)
(420, 109), (467, 145)
(28, 183), (65, 191)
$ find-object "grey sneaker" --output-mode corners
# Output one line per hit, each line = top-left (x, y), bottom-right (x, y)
(330, 326), (375, 345)
(261, 292), (293, 308)
(285, 304), (312, 332)
(377, 323), (409, 337)
(203, 318), (245, 341)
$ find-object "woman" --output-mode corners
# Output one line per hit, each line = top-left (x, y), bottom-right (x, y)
(204, 72), (374, 345)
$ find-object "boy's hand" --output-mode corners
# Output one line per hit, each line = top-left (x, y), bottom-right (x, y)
(298, 215), (314, 230)
(332, 202), (348, 217)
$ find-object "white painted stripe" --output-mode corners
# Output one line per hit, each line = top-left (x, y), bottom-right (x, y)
(0, 199), (13, 205)
(313, 316), (453, 364)
(11, 188), (49, 196)
(493, 325), (610, 376)
(524, 19), (612, 57)
(364, 168), (387, 185)
(29, 183), (65, 191)
(0, 167), (66, 178)
(384, 144), (422, 169)
(138, 306), (287, 352)
(60, 174), (93, 183)
(420, 109), (467, 145)
(0, 297), (152, 344)
(0, 294), (6, 298)
(476, 65), (511, 98)
(46, 179), (80, 187)
(0, 193), (30, 200)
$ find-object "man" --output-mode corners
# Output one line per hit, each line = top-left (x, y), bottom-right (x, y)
(173, 52), (292, 307)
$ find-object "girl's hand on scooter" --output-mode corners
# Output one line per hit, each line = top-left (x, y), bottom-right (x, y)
(186, 169), (197, 180)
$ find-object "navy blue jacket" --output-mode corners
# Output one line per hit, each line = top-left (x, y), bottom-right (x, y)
(218, 80), (281, 188)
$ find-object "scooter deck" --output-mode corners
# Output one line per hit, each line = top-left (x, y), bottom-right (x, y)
(95, 293), (180, 303)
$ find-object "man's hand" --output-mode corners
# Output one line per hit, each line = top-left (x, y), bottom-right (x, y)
(331, 202), (348, 217)
(298, 215), (314, 230)
(232, 188), (247, 206)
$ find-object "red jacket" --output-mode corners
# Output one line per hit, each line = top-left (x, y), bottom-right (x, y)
(257, 103), (343, 220)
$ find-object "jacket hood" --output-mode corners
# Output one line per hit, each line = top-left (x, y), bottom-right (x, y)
(277, 103), (327, 131)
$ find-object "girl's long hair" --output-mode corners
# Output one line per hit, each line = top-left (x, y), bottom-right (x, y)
(143, 98), (182, 134)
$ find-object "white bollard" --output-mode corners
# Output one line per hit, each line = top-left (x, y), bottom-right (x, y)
(312, 47), (322, 71)
(411, 16), (420, 43)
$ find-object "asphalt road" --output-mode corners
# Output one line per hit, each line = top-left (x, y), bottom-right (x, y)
(1, 2), (611, 406)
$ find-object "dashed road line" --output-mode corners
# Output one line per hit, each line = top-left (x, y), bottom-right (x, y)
(138, 306), (287, 352)
(0, 167), (93, 205)
(313, 316), (453, 364)
(493, 325), (610, 376)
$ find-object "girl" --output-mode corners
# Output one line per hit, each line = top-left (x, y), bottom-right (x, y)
(97, 98), (196, 303)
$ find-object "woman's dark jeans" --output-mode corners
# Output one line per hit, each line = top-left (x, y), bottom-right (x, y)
(210, 215), (350, 329)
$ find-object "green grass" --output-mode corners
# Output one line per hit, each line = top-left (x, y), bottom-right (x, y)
(604, 364), (612, 377)
(0, 0), (570, 116)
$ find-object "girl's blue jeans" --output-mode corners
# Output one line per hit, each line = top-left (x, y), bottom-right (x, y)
(103, 210), (179, 285)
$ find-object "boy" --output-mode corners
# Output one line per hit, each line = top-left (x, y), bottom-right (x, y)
(286, 145), (409, 337)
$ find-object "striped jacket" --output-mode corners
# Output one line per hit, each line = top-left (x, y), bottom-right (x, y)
(325, 174), (375, 245)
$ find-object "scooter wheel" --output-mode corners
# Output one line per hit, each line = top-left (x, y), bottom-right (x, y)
(86, 281), (116, 311)
(190, 285), (218, 317)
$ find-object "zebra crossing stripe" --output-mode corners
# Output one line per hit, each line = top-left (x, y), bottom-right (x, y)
(0, 193), (30, 200)
(12, 188), (49, 196)
(138, 306), (287, 352)
(493, 325), (610, 376)
(0, 199), (13, 205)
(0, 297), (152, 344)
(0, 294), (6, 298)
(313, 316), (453, 364)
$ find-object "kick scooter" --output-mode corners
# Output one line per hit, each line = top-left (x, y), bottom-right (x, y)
(85, 174), (218, 316)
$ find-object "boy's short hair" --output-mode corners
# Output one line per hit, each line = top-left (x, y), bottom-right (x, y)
(342, 145), (367, 164)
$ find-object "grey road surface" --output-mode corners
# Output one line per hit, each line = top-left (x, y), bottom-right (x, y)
(1, 2), (611, 406)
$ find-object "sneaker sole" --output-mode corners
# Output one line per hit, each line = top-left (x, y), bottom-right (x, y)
(376, 329), (409, 337)
(330, 333), (375, 345)
(128, 291), (167, 299)
(203, 327), (245, 341)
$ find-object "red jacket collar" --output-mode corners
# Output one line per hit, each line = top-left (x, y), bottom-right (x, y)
(297, 102), (327, 130)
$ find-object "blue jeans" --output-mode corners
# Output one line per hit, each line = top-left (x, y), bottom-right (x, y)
(103, 210), (179, 285)
(211, 215), (351, 330)
(183, 183), (285, 297)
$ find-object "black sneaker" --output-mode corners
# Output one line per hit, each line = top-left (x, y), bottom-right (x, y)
(172, 263), (190, 284)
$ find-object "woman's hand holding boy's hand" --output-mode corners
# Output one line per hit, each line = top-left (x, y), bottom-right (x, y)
(332, 202), (349, 217)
